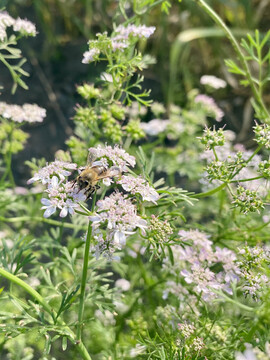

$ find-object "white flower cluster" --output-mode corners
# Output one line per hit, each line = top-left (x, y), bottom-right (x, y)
(200, 75), (227, 89)
(82, 48), (100, 64)
(194, 94), (224, 122)
(0, 11), (37, 41)
(82, 24), (155, 63)
(163, 229), (239, 301)
(27, 160), (86, 218)
(41, 176), (86, 218)
(27, 160), (77, 185)
(114, 24), (156, 39)
(118, 175), (159, 203)
(27, 146), (159, 239)
(88, 144), (136, 171)
(90, 192), (147, 258)
(0, 102), (46, 123)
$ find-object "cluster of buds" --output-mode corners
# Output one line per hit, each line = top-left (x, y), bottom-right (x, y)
(254, 123), (270, 149)
(148, 215), (173, 243)
(232, 186), (264, 214)
(200, 127), (225, 150)
(237, 246), (270, 300)
(258, 160), (270, 178)
(205, 152), (245, 181)
(178, 322), (196, 338)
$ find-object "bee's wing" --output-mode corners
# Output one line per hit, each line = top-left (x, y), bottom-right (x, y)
(87, 151), (97, 167)
(96, 166), (121, 180)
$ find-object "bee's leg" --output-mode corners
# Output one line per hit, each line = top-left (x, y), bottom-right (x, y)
(71, 178), (77, 189)
(95, 185), (100, 191)
(86, 186), (95, 200)
(86, 193), (92, 200)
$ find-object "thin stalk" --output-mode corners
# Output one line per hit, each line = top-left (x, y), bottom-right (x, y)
(0, 216), (87, 230)
(191, 182), (227, 199)
(76, 193), (96, 341)
(212, 289), (255, 312)
(230, 176), (264, 183)
(0, 267), (53, 316)
(195, 0), (270, 121)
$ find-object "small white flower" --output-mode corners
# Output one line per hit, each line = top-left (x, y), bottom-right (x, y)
(115, 278), (131, 291)
(41, 198), (57, 218)
(100, 72), (113, 82)
(82, 48), (100, 64)
(13, 18), (37, 36)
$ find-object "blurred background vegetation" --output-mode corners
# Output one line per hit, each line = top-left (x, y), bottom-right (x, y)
(1, 0), (270, 183)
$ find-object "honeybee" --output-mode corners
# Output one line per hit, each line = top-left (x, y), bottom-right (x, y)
(74, 152), (120, 199)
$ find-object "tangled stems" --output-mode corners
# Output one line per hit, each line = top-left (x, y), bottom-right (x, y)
(76, 193), (96, 341)
(0, 267), (92, 360)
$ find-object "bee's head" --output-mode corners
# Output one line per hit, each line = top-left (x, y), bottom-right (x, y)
(78, 176), (89, 189)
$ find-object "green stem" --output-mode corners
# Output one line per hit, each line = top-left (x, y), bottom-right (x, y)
(230, 176), (264, 183)
(196, 0), (270, 121)
(191, 182), (227, 199)
(76, 193), (96, 341)
(0, 216), (86, 229)
(212, 147), (219, 161)
(0, 267), (53, 316)
(212, 290), (255, 312)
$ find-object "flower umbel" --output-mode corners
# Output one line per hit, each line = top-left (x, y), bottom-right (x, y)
(90, 191), (147, 258)
(0, 102), (46, 123)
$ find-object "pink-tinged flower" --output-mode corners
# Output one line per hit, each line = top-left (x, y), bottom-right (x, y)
(194, 94), (224, 122)
(90, 192), (147, 255)
(118, 175), (159, 204)
(82, 48), (100, 64)
(88, 145), (136, 171)
(40, 176), (86, 218)
(0, 102), (46, 123)
(111, 36), (129, 51)
(200, 75), (226, 89)
(163, 229), (239, 301)
(13, 18), (37, 36)
(27, 160), (77, 185)
(114, 24), (156, 39)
